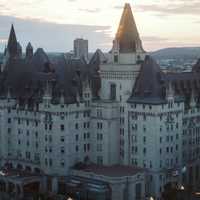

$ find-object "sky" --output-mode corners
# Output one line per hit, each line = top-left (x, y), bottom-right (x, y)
(0, 0), (200, 52)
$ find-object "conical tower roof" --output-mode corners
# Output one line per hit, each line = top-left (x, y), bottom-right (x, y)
(7, 24), (18, 57)
(116, 3), (143, 53)
(26, 42), (33, 50)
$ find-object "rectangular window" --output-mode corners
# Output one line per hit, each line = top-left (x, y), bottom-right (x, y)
(114, 55), (118, 63)
(60, 124), (65, 131)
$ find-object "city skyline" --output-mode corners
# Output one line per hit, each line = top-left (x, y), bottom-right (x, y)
(0, 0), (200, 52)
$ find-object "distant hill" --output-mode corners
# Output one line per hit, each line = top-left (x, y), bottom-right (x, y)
(151, 47), (200, 60)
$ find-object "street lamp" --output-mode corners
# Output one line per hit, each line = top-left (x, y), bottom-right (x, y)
(149, 197), (154, 200)
(180, 185), (184, 190)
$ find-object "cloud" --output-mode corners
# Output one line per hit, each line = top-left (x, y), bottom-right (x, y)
(79, 8), (101, 13)
(142, 36), (169, 42)
(113, 5), (123, 10)
(0, 15), (112, 52)
(136, 1), (200, 16)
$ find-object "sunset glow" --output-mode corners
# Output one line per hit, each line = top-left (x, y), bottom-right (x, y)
(0, 0), (200, 51)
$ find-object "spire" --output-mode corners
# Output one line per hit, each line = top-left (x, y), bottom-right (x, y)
(190, 89), (196, 107)
(166, 82), (174, 102)
(43, 81), (52, 106)
(26, 42), (33, 59)
(7, 24), (18, 58)
(115, 3), (143, 53)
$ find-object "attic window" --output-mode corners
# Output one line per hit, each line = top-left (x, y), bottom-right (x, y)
(114, 55), (118, 63)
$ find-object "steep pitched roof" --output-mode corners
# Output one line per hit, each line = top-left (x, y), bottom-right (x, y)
(26, 42), (33, 50)
(129, 56), (166, 103)
(116, 3), (143, 53)
(30, 48), (50, 72)
(88, 50), (102, 98)
(7, 24), (18, 57)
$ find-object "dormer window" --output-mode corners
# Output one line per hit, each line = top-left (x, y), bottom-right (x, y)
(114, 55), (118, 63)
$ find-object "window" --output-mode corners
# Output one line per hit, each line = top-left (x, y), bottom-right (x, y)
(61, 136), (65, 142)
(97, 156), (103, 165)
(45, 158), (48, 166)
(87, 144), (90, 151)
(97, 122), (103, 129)
(8, 118), (11, 123)
(114, 55), (118, 63)
(143, 148), (146, 155)
(97, 144), (103, 152)
(76, 146), (79, 152)
(35, 132), (38, 138)
(110, 83), (116, 100)
(75, 123), (79, 129)
(49, 159), (52, 167)
(76, 135), (79, 141)
(61, 160), (65, 167)
(61, 147), (65, 154)
(8, 128), (11, 134)
(60, 124), (65, 131)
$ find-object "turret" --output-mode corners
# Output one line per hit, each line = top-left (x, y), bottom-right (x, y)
(7, 24), (18, 59)
(166, 82), (174, 103)
(26, 42), (33, 59)
(60, 90), (65, 105)
(43, 81), (52, 107)
(190, 89), (196, 108)
(112, 3), (145, 64)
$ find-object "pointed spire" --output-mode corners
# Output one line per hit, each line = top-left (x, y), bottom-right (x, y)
(7, 24), (18, 58)
(190, 89), (196, 107)
(166, 82), (174, 102)
(60, 90), (65, 105)
(27, 42), (33, 50)
(43, 81), (52, 106)
(26, 42), (33, 59)
(115, 3), (143, 53)
(7, 87), (11, 101)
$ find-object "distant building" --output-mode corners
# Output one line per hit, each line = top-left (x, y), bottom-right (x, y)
(74, 38), (88, 61)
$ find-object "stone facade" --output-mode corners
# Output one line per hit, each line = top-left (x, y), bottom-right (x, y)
(0, 3), (199, 200)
